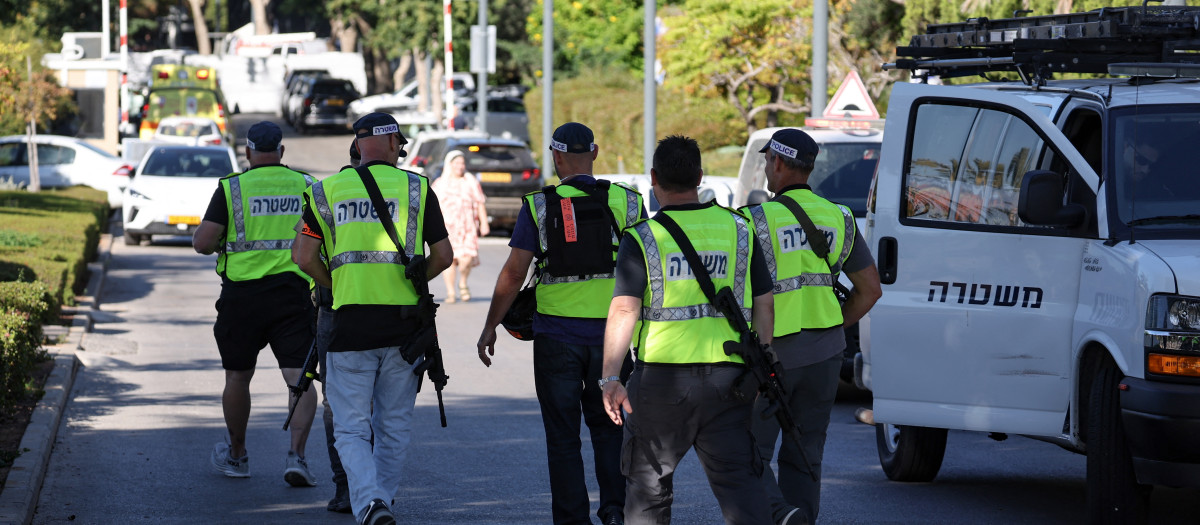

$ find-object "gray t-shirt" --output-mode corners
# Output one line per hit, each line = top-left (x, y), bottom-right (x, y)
(772, 227), (874, 369)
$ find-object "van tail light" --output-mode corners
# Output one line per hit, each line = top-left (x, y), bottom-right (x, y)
(141, 102), (149, 115)
(304, 97), (313, 108)
(113, 164), (133, 177)
(217, 104), (225, 119)
(211, 137), (221, 145)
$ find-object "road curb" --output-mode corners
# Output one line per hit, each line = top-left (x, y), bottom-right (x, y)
(0, 229), (113, 525)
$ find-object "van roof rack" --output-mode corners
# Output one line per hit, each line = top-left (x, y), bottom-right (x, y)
(884, 6), (1200, 84)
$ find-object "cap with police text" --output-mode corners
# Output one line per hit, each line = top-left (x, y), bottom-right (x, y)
(353, 112), (408, 145)
(759, 128), (819, 164)
(549, 122), (596, 154)
(246, 121), (282, 152)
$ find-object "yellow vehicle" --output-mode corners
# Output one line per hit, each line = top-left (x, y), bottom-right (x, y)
(139, 65), (231, 140)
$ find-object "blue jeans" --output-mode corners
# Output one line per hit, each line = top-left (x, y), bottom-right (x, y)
(752, 353), (841, 524)
(326, 347), (419, 522)
(533, 335), (628, 524)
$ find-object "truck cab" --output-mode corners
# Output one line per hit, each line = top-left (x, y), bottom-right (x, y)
(860, 7), (1200, 522)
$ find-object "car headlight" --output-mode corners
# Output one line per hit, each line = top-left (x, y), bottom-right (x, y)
(127, 188), (152, 201)
(1147, 294), (1200, 331)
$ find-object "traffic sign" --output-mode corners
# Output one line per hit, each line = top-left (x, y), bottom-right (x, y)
(823, 71), (880, 119)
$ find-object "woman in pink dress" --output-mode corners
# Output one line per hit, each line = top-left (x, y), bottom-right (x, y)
(432, 149), (489, 302)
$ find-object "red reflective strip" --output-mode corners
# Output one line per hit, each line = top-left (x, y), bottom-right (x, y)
(446, 42), (453, 53)
(120, 36), (127, 46)
(120, 0), (126, 7)
(561, 198), (577, 242)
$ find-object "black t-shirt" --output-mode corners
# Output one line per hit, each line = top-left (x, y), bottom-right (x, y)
(299, 161), (450, 352)
(613, 201), (772, 299)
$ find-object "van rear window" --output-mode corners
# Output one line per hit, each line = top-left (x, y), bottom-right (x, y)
(459, 145), (535, 172)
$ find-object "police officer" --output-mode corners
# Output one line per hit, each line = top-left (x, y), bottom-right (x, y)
(477, 122), (644, 525)
(601, 135), (775, 525)
(192, 121), (318, 486)
(292, 113), (452, 525)
(742, 128), (882, 525)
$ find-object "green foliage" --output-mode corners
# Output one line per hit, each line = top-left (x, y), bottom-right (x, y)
(524, 66), (742, 175)
(0, 230), (41, 248)
(526, 0), (647, 76)
(0, 279), (50, 414)
(0, 19), (76, 136)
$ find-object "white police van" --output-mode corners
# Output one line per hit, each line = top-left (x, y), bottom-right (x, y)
(858, 7), (1200, 521)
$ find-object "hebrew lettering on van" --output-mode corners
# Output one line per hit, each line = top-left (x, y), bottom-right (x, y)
(664, 251), (730, 281)
(334, 198), (402, 226)
(927, 281), (1042, 309)
(249, 196), (302, 217)
(776, 225), (838, 254)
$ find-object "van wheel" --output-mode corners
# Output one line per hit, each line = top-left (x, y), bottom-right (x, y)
(875, 422), (947, 482)
(1087, 360), (1151, 524)
(123, 232), (141, 246)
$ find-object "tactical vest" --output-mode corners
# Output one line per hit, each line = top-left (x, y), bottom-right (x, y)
(217, 165), (314, 283)
(630, 205), (753, 365)
(304, 164), (428, 310)
(526, 179), (643, 319)
(744, 188), (855, 336)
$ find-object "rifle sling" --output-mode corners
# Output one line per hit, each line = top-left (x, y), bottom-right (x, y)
(354, 166), (411, 266)
(775, 194), (830, 263)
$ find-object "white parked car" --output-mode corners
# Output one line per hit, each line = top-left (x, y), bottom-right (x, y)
(0, 135), (133, 207)
(152, 117), (226, 147)
(122, 145), (238, 246)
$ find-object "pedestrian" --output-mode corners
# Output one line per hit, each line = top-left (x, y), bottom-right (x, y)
(292, 112), (453, 525)
(600, 135), (775, 525)
(432, 149), (489, 303)
(477, 122), (645, 525)
(741, 128), (882, 525)
(191, 120), (319, 487)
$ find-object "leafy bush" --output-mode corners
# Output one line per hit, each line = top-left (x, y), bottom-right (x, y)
(0, 280), (50, 413)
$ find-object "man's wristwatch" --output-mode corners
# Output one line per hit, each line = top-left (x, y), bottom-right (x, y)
(597, 375), (621, 388)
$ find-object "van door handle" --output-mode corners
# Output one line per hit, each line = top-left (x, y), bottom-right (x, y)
(878, 236), (898, 285)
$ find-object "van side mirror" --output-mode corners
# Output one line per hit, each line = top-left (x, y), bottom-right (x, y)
(747, 189), (771, 205)
(1017, 170), (1086, 228)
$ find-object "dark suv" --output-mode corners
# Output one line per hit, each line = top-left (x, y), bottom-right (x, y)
(291, 78), (359, 134)
(413, 134), (541, 231)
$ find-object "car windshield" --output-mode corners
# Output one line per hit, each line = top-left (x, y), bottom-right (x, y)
(460, 145), (535, 172)
(743, 137), (880, 216)
(141, 149), (233, 177)
(1110, 106), (1200, 229)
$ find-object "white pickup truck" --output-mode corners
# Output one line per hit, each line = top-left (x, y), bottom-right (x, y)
(860, 7), (1200, 522)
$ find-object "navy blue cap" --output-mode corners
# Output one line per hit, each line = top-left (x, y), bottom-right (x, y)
(759, 128), (819, 164)
(353, 112), (407, 145)
(246, 121), (282, 152)
(549, 122), (595, 154)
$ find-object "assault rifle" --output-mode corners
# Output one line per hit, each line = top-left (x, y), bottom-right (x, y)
(283, 339), (319, 431)
(402, 255), (449, 428)
(653, 212), (817, 481)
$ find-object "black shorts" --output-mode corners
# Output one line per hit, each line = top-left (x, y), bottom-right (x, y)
(214, 274), (314, 371)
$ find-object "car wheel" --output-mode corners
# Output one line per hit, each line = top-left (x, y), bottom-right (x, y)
(875, 422), (947, 482)
(1087, 358), (1151, 524)
(124, 232), (141, 246)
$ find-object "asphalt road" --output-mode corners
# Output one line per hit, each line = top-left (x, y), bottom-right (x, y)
(29, 115), (1200, 524)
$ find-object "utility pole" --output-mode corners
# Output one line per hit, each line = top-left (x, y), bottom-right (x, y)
(643, 0), (656, 176)
(476, 0), (488, 135)
(812, 0), (828, 118)
(444, 0), (455, 129)
(541, 0), (552, 181)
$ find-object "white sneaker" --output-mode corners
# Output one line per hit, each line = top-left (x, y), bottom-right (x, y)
(211, 441), (250, 478)
(283, 451), (316, 487)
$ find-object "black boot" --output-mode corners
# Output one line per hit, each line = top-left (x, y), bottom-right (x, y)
(326, 483), (351, 513)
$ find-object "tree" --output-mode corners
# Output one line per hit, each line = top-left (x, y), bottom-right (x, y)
(0, 22), (72, 137)
(251, 0), (272, 35)
(186, 0), (212, 54)
(526, 0), (649, 77)
(660, 0), (811, 134)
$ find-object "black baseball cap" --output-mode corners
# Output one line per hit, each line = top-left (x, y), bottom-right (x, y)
(549, 122), (596, 154)
(759, 128), (819, 164)
(353, 112), (408, 145)
(245, 121), (282, 152)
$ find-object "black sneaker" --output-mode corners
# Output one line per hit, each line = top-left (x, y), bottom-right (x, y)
(361, 498), (395, 525)
(327, 483), (351, 513)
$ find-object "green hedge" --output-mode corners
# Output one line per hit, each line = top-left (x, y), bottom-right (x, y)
(0, 281), (50, 412)
(0, 186), (107, 412)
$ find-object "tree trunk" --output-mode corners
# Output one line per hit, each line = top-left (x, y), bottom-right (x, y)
(373, 49), (393, 94)
(431, 61), (444, 128)
(250, 0), (271, 35)
(415, 49), (430, 112)
(187, 0), (212, 55)
(330, 17), (358, 53)
(394, 52), (413, 92)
